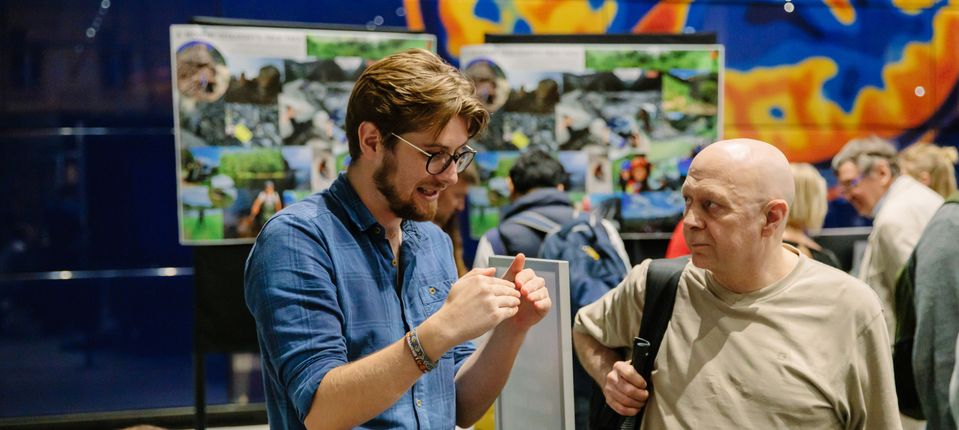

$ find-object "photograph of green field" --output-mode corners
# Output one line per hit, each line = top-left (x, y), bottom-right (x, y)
(306, 35), (432, 59)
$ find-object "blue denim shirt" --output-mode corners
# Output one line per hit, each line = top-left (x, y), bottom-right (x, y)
(245, 173), (474, 429)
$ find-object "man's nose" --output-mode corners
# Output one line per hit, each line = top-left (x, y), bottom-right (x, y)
(683, 208), (704, 229)
(436, 161), (458, 186)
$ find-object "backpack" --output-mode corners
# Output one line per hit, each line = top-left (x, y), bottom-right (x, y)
(484, 211), (563, 257)
(588, 257), (689, 430)
(539, 213), (630, 315)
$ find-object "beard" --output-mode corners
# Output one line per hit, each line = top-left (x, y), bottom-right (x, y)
(373, 150), (437, 222)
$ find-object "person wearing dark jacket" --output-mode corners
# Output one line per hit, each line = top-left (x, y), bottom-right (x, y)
(473, 149), (575, 265)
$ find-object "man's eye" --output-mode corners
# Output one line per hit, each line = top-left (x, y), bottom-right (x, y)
(703, 201), (714, 209)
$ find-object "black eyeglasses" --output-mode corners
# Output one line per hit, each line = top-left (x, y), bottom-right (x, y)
(391, 133), (477, 175)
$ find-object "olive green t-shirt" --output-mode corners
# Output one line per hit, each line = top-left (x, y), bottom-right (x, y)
(573, 247), (901, 430)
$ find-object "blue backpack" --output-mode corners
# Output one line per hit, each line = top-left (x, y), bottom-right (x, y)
(539, 214), (630, 315)
(484, 211), (563, 257)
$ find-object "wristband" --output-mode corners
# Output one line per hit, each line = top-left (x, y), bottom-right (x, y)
(406, 328), (437, 373)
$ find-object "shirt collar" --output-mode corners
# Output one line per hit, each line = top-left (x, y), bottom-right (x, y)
(871, 175), (906, 218)
(329, 172), (379, 233)
(328, 172), (426, 246)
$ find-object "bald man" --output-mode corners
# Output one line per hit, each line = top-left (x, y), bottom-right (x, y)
(573, 139), (900, 429)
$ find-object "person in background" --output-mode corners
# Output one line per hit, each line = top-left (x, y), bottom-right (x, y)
(831, 136), (942, 338)
(473, 149), (574, 266)
(249, 180), (283, 231)
(245, 49), (551, 430)
(574, 138), (900, 429)
(782, 163), (840, 268)
(910, 185), (959, 430)
(899, 142), (958, 199)
(434, 163), (479, 276)
(832, 136), (942, 430)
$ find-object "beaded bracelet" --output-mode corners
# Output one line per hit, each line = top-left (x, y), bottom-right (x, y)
(406, 328), (437, 373)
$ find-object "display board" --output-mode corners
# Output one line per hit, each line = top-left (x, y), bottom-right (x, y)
(460, 43), (723, 237)
(490, 256), (574, 430)
(171, 24), (435, 245)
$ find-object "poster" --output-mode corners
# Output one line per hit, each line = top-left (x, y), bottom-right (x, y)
(171, 24), (435, 244)
(460, 43), (723, 236)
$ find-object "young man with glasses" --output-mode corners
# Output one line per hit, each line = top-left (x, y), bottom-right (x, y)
(245, 49), (552, 430)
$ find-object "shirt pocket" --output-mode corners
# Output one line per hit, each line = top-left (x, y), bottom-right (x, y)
(417, 280), (452, 316)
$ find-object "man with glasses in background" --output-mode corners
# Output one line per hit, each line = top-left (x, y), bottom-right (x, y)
(245, 49), (552, 430)
(832, 136), (943, 430)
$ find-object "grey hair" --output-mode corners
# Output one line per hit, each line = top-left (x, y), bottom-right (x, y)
(831, 135), (900, 176)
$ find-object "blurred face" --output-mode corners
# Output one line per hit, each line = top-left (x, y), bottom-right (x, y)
(682, 172), (763, 274)
(373, 117), (467, 221)
(435, 180), (470, 226)
(835, 160), (887, 217)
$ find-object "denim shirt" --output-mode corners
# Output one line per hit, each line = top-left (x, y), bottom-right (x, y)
(245, 173), (474, 429)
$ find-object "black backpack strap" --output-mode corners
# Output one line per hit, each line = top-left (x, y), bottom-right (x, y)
(589, 256), (688, 430)
(633, 256), (688, 424)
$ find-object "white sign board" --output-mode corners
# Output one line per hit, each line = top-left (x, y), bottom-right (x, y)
(490, 256), (574, 430)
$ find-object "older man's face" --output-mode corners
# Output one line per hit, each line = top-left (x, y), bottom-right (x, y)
(835, 160), (886, 217)
(681, 175), (763, 273)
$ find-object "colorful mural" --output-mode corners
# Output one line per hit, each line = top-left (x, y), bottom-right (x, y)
(404, 0), (959, 164)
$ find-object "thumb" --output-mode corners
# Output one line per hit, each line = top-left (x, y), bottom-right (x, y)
(502, 253), (526, 282)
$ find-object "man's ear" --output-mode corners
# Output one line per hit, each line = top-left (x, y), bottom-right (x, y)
(356, 121), (383, 161)
(873, 159), (894, 187)
(762, 199), (789, 237)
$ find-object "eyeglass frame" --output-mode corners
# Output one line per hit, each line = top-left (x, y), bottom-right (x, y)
(390, 132), (476, 175)
(836, 173), (866, 195)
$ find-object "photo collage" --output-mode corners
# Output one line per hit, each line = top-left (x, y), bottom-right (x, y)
(171, 25), (435, 244)
(459, 44), (723, 237)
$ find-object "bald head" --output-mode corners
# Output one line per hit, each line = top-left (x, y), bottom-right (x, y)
(690, 138), (795, 208)
(682, 139), (799, 291)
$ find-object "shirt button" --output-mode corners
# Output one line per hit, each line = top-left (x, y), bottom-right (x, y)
(428, 287), (436, 295)
(392, 259), (398, 267)
(416, 398), (423, 407)
(373, 227), (381, 235)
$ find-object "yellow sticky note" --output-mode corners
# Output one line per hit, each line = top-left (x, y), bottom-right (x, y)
(234, 124), (253, 143)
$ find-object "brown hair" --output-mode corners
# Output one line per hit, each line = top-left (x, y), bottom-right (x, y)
(345, 49), (489, 160)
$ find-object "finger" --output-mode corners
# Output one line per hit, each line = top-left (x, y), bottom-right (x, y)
(502, 254), (526, 282)
(520, 277), (546, 295)
(513, 268), (536, 285)
(523, 284), (549, 302)
(618, 366), (647, 390)
(606, 385), (644, 409)
(497, 305), (519, 320)
(491, 283), (521, 298)
(609, 400), (640, 417)
(496, 295), (521, 308)
(464, 267), (497, 278)
(533, 296), (552, 313)
(483, 276), (517, 288)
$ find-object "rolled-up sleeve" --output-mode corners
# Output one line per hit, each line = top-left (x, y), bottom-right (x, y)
(245, 213), (347, 422)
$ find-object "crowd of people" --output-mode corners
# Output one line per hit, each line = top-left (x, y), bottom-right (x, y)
(242, 48), (959, 430)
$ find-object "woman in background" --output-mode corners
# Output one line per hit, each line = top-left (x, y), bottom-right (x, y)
(783, 163), (841, 268)
(899, 142), (958, 198)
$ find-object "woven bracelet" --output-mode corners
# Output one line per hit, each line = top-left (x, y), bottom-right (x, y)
(406, 328), (437, 373)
